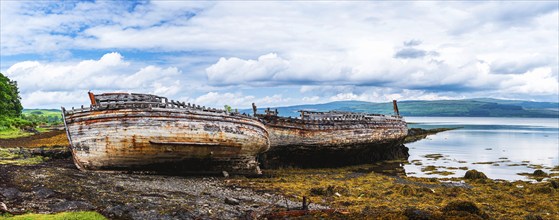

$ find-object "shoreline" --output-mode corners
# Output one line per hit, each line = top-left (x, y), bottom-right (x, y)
(1, 127), (558, 219)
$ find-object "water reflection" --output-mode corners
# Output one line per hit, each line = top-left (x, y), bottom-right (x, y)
(402, 117), (559, 181)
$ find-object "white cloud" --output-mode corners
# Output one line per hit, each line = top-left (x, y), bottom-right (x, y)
(327, 88), (455, 103)
(5, 52), (183, 108)
(501, 67), (558, 94)
(191, 92), (293, 109)
(1, 1), (558, 105)
(206, 53), (289, 85)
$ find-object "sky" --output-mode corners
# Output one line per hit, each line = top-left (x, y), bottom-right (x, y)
(1, 1), (558, 109)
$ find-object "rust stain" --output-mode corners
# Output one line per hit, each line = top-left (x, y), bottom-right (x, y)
(62, 92), (269, 175)
(255, 109), (408, 149)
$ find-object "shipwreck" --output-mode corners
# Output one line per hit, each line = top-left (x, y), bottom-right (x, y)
(252, 101), (409, 167)
(61, 92), (270, 175)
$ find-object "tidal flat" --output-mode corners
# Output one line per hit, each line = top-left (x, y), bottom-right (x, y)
(1, 123), (558, 219)
(2, 156), (557, 219)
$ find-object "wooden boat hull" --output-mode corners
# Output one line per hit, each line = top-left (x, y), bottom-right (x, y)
(63, 108), (269, 174)
(257, 116), (408, 168)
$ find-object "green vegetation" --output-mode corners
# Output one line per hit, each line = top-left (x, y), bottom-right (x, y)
(230, 166), (559, 219)
(0, 72), (31, 139)
(0, 117), (34, 139)
(245, 99), (559, 118)
(0, 73), (22, 117)
(21, 109), (63, 126)
(1, 73), (63, 139)
(0, 211), (106, 220)
(224, 104), (233, 113)
(0, 148), (47, 165)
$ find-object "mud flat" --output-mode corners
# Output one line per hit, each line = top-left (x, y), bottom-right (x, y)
(0, 158), (326, 219)
(5, 127), (555, 219)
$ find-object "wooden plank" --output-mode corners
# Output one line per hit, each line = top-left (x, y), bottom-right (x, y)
(149, 140), (221, 146)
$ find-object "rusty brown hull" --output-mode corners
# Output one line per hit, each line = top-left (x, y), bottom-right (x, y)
(258, 115), (408, 167)
(63, 108), (269, 174)
(263, 116), (407, 148)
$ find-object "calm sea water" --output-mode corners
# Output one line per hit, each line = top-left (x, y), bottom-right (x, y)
(403, 117), (559, 181)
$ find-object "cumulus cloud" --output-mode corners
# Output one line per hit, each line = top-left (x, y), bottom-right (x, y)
(5, 52), (182, 107)
(501, 67), (558, 95)
(1, 1), (558, 106)
(191, 92), (292, 109)
(489, 54), (549, 74)
(206, 53), (289, 86)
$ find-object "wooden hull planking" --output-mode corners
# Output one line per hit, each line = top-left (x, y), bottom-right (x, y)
(64, 107), (269, 174)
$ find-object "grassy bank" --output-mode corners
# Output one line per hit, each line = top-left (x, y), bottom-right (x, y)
(0, 109), (63, 139)
(0, 211), (106, 220)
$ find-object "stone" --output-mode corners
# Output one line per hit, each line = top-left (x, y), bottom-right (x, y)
(49, 200), (95, 212)
(0, 188), (21, 200)
(224, 197), (240, 205)
(222, 171), (229, 178)
(532, 169), (547, 177)
(442, 200), (489, 219)
(464, 170), (488, 180)
(103, 204), (136, 219)
(0, 202), (7, 213)
(404, 207), (434, 220)
(550, 180), (559, 189)
(34, 187), (55, 199)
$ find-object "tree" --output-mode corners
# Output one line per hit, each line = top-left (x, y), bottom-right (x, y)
(0, 72), (23, 117)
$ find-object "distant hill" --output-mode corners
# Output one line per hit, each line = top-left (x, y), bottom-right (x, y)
(24, 99), (559, 118)
(22, 109), (62, 116)
(243, 99), (559, 118)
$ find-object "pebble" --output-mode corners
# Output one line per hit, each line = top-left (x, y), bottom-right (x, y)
(225, 197), (240, 205)
(0, 202), (7, 212)
(0, 188), (22, 200)
(222, 171), (229, 178)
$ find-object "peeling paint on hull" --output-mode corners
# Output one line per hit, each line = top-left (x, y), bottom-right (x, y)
(255, 110), (408, 167)
(63, 95), (269, 175)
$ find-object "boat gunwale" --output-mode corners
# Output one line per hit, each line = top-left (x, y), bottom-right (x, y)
(64, 107), (269, 134)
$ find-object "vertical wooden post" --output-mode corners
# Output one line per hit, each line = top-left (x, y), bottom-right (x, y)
(302, 196), (308, 210)
(393, 100), (400, 116)
(252, 103), (257, 116)
(88, 91), (96, 106)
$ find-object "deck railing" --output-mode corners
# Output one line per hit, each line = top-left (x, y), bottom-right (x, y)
(62, 92), (248, 117)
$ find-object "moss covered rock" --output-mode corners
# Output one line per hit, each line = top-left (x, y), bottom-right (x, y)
(532, 169), (548, 177)
(464, 170), (488, 180)
(442, 201), (489, 219)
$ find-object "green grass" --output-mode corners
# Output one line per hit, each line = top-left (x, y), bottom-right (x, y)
(0, 109), (63, 139)
(0, 211), (106, 220)
(0, 128), (33, 139)
(22, 109), (62, 117)
(0, 148), (47, 165)
(21, 109), (63, 126)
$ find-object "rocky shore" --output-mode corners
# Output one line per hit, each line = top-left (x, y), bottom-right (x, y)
(0, 158), (326, 219)
(2, 128), (556, 219)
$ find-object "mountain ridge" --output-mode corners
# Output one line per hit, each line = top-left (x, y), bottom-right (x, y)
(243, 98), (559, 118)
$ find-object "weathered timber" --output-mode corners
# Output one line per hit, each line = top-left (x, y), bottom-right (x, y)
(253, 103), (408, 168)
(61, 92), (270, 175)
